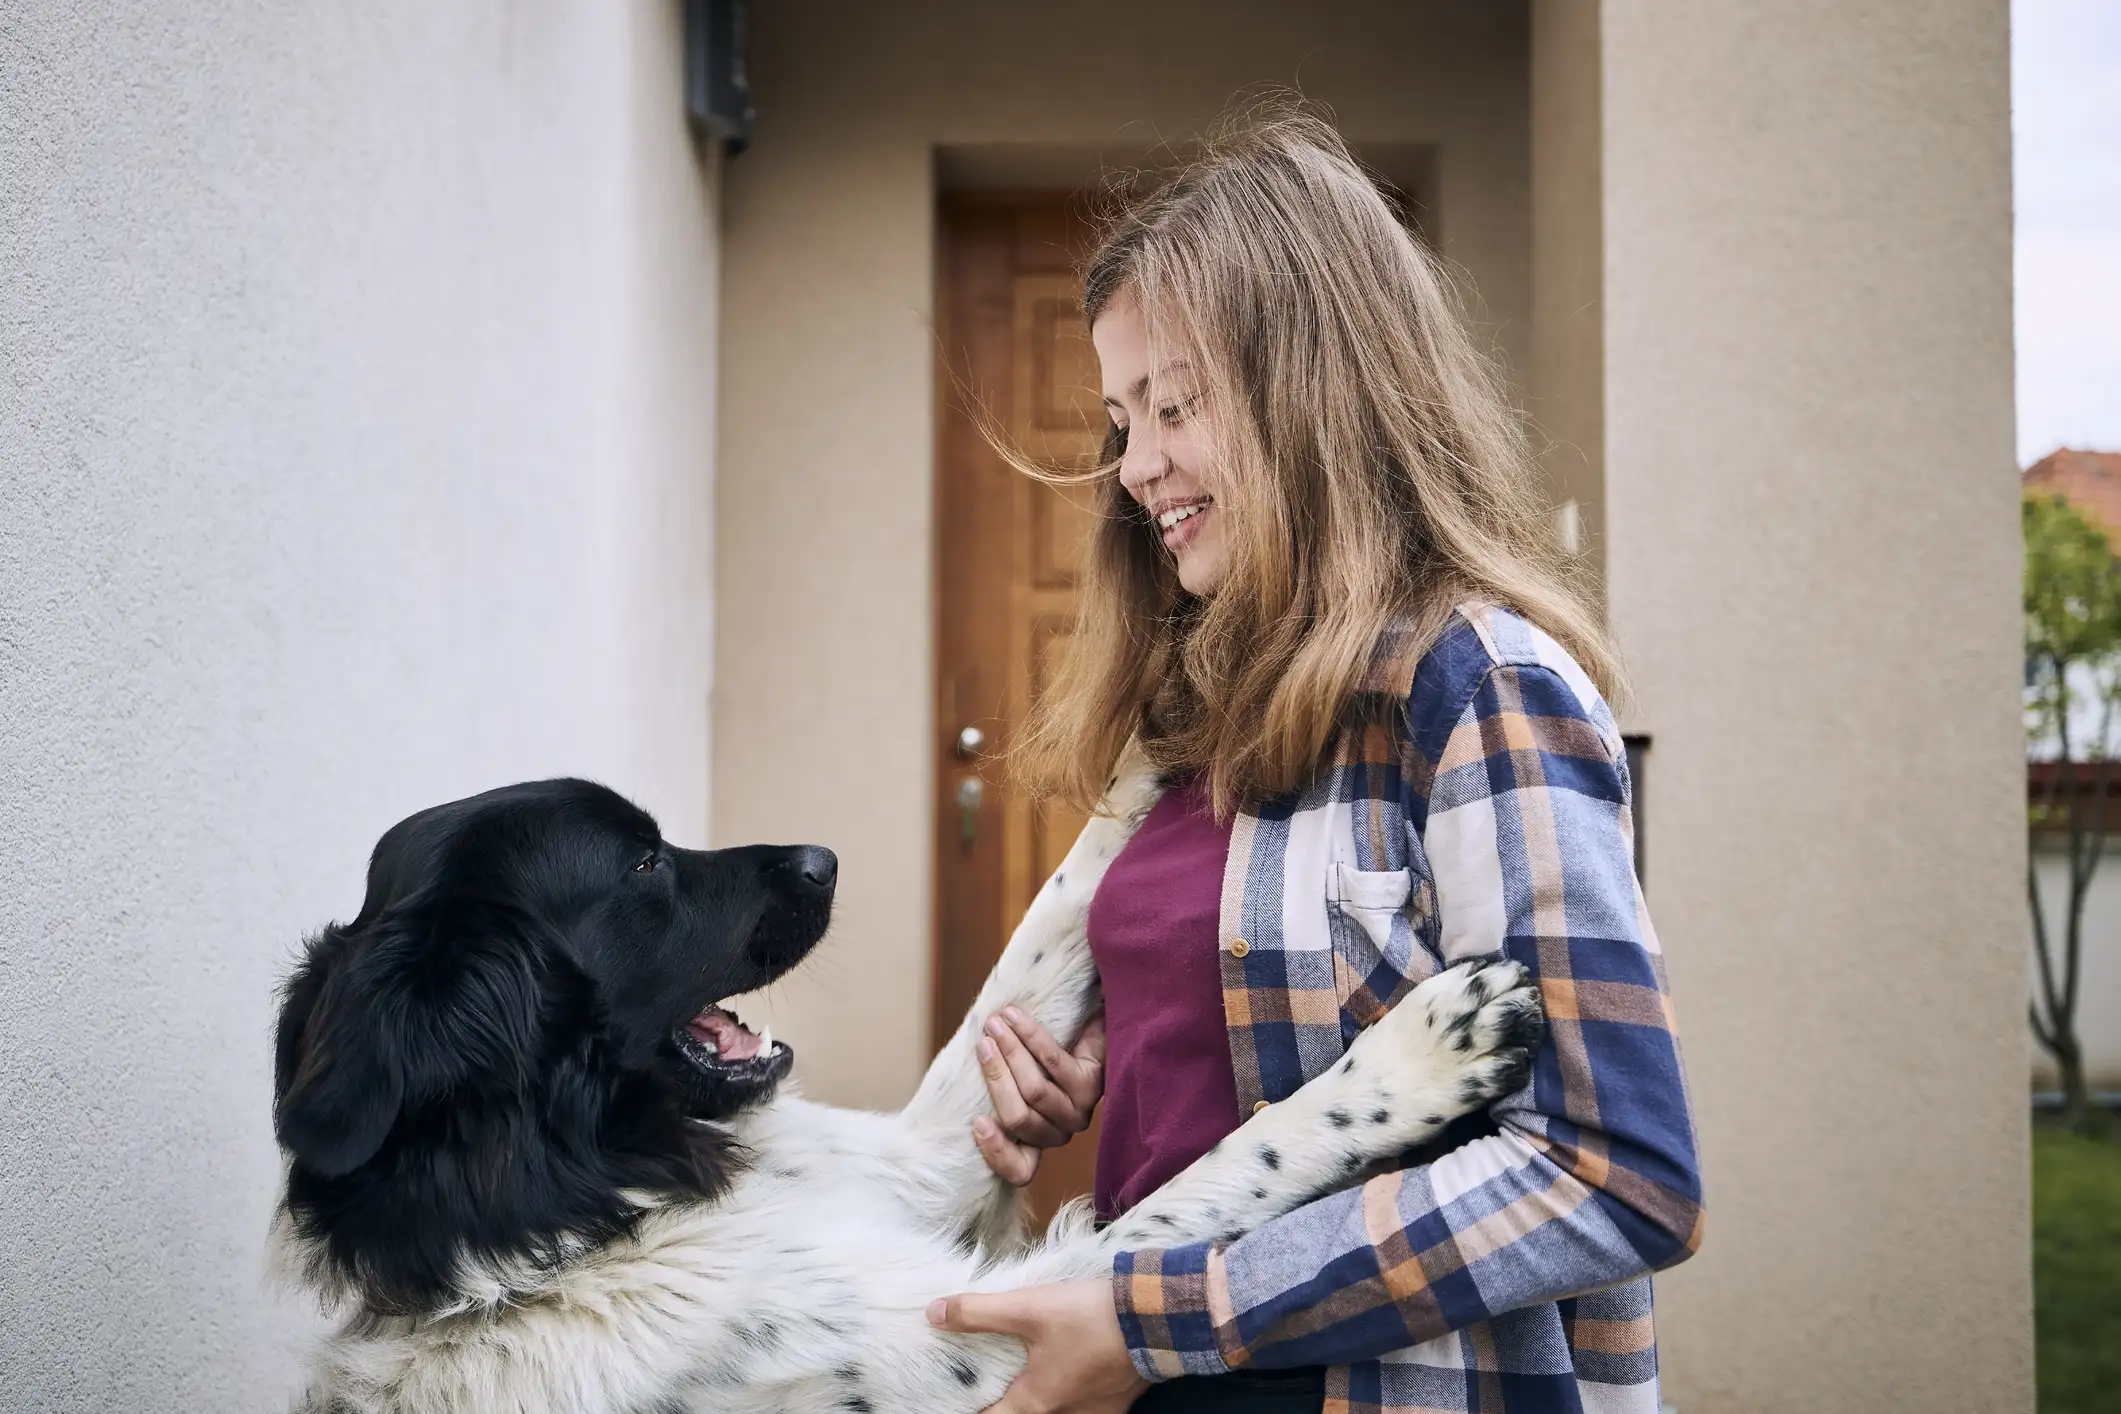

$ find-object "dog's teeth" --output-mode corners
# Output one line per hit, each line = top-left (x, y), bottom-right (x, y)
(760, 1026), (773, 1056)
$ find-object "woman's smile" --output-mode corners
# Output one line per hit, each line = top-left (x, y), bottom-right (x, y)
(1153, 498), (1214, 551)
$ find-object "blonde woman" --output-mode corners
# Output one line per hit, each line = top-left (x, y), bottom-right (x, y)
(928, 107), (1703, 1414)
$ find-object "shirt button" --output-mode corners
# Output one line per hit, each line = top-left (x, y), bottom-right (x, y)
(1252, 1099), (1271, 1115)
(1229, 938), (1251, 958)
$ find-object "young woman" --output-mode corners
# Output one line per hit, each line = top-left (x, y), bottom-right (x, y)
(927, 107), (1703, 1414)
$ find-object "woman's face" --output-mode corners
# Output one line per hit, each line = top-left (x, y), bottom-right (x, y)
(1092, 292), (1230, 597)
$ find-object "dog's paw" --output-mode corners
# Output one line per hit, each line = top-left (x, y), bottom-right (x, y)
(1352, 957), (1545, 1117)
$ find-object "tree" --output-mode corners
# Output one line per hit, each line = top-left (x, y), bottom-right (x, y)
(2023, 490), (2121, 1132)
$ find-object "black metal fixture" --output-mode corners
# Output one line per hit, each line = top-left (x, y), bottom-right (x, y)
(1621, 734), (1649, 885)
(684, 0), (754, 155)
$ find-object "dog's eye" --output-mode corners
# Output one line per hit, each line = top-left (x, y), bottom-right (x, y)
(634, 852), (660, 874)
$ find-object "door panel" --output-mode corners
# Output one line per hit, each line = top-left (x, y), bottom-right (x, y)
(935, 198), (1104, 1222)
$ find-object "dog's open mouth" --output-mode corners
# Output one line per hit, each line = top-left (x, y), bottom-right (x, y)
(687, 1004), (775, 1063)
(671, 1003), (794, 1113)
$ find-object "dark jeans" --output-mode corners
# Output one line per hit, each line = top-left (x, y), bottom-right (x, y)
(1130, 1366), (1327, 1413)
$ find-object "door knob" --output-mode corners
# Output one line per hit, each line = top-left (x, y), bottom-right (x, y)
(955, 724), (987, 759)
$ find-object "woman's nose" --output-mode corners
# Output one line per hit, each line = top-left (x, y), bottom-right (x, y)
(1117, 435), (1165, 498)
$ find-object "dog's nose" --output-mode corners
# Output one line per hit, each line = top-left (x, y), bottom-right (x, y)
(790, 846), (836, 890)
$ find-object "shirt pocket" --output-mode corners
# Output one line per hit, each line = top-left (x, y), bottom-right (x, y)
(1328, 863), (1417, 1023)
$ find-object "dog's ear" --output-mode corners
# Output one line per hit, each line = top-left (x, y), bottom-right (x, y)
(275, 929), (404, 1178)
(275, 906), (552, 1178)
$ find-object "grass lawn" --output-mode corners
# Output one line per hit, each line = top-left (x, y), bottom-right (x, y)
(2034, 1121), (2121, 1412)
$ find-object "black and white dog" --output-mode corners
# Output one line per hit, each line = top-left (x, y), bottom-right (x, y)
(273, 751), (1543, 1414)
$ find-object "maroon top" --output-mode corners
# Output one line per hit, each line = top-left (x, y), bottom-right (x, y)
(1089, 776), (1240, 1220)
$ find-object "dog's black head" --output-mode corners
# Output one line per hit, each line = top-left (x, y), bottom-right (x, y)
(272, 778), (833, 1312)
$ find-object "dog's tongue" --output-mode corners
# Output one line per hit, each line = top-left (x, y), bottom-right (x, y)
(688, 1006), (762, 1061)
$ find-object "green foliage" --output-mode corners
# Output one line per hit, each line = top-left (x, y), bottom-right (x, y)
(2033, 1122), (2121, 1412)
(2025, 492), (2121, 753)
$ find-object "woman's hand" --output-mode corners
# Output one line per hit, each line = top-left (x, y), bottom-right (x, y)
(927, 1278), (1147, 1414)
(974, 1007), (1105, 1186)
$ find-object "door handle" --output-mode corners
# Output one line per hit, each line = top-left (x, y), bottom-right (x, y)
(956, 775), (984, 846)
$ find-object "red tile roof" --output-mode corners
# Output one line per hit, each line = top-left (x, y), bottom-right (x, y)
(2026, 448), (2121, 538)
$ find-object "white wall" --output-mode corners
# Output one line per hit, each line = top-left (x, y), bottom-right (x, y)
(0, 4), (720, 1406)
(2031, 842), (2121, 1088)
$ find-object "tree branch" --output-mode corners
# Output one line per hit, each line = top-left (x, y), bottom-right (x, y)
(2031, 1000), (2059, 1057)
(2030, 851), (2066, 1046)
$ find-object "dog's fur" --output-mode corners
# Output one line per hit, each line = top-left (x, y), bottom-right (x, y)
(274, 753), (1544, 1414)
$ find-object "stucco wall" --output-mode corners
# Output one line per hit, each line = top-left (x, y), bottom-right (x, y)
(714, 0), (1534, 1110)
(0, 4), (720, 1406)
(1597, 2), (2030, 1409)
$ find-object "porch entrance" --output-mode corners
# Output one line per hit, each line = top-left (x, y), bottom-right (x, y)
(932, 195), (1104, 1220)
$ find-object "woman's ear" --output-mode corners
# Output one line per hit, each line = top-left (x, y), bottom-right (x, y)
(274, 935), (404, 1178)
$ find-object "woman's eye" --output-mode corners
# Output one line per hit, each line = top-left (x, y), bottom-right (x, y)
(1156, 397), (1197, 426)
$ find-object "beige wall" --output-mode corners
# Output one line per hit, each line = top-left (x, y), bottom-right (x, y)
(714, 0), (1536, 1109)
(1529, 0), (1606, 582)
(1595, 1), (2030, 1410)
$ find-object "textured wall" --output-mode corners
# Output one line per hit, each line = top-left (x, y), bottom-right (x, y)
(1597, 1), (2030, 1409)
(714, 0), (1534, 1111)
(0, 3), (720, 1406)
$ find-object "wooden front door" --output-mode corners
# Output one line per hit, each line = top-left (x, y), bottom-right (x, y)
(933, 197), (1104, 1220)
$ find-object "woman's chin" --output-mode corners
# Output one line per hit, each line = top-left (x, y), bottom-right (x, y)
(1170, 534), (1238, 593)
(1175, 556), (1229, 597)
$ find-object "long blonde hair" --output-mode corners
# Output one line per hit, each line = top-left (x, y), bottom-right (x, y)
(1013, 101), (1619, 815)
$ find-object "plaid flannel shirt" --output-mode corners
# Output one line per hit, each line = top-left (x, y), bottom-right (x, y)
(1111, 603), (1704, 1414)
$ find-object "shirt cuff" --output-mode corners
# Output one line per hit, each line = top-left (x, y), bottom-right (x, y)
(1111, 1244), (1240, 1380)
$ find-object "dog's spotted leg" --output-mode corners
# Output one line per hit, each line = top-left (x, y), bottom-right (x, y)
(1092, 959), (1544, 1253)
(890, 744), (1163, 1242)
